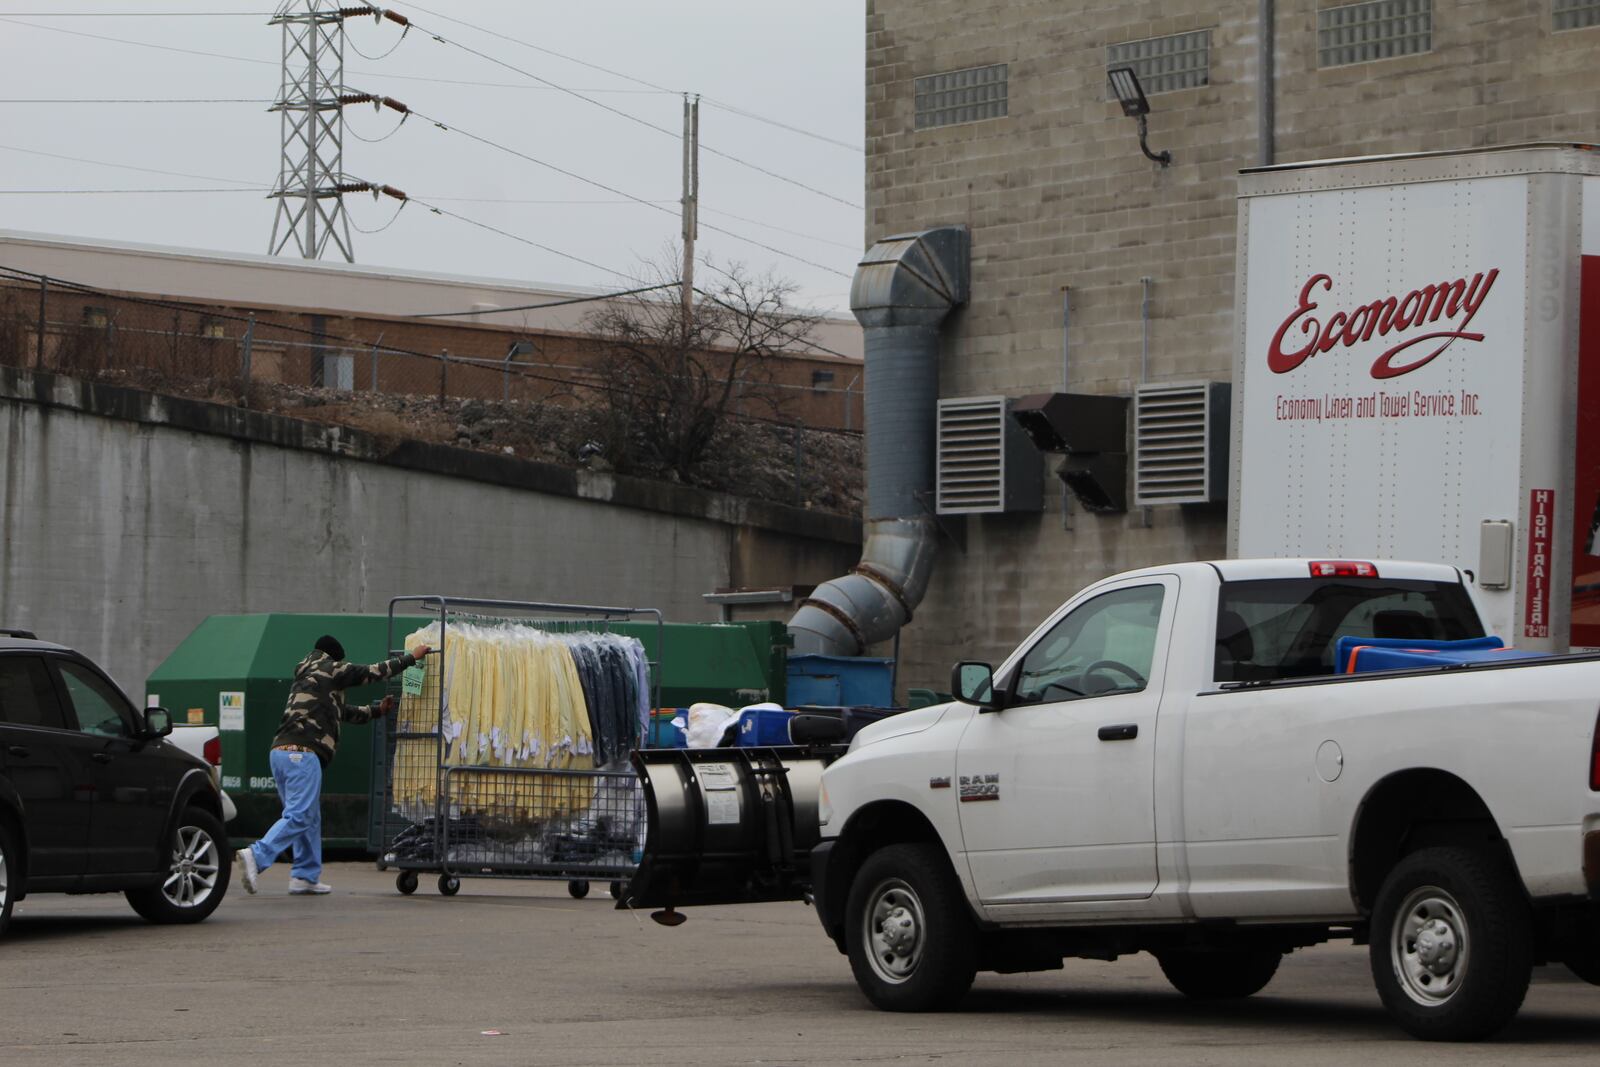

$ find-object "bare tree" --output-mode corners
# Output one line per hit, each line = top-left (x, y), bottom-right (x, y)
(581, 251), (823, 481)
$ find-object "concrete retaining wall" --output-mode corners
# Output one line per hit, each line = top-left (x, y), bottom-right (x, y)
(0, 367), (861, 695)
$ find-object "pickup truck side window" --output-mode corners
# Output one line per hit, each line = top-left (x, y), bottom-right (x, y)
(55, 659), (135, 738)
(1215, 578), (1485, 683)
(0, 656), (69, 729)
(1012, 585), (1165, 705)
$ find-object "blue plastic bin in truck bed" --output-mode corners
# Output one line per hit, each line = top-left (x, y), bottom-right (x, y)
(1335, 635), (1547, 674)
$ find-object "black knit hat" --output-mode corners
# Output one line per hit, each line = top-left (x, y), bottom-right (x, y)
(314, 634), (345, 661)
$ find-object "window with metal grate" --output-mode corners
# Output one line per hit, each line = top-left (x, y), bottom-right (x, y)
(1555, 0), (1600, 31)
(914, 64), (1008, 130)
(1317, 0), (1432, 68)
(1105, 30), (1211, 96)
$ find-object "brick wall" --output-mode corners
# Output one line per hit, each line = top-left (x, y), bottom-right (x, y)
(866, 0), (1600, 688)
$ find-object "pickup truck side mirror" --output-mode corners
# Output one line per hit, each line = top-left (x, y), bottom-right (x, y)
(952, 661), (1003, 711)
(142, 706), (174, 739)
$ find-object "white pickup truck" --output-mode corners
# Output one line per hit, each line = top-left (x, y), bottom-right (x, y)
(626, 559), (1600, 1042)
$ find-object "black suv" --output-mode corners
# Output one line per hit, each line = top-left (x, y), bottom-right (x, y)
(0, 632), (230, 937)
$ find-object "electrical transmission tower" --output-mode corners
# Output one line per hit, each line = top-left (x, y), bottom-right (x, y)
(267, 1), (360, 261)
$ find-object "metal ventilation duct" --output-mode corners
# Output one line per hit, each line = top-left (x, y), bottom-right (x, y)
(788, 226), (970, 657)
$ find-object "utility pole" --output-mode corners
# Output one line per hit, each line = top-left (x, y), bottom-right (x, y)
(680, 93), (700, 326)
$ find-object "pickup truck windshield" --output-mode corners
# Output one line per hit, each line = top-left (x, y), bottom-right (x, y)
(1215, 578), (1484, 683)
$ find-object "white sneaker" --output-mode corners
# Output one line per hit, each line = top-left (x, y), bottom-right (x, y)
(288, 877), (332, 895)
(234, 848), (259, 895)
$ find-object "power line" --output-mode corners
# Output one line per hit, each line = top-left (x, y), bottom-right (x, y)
(404, 282), (681, 319)
(0, 10), (271, 14)
(0, 187), (268, 194)
(406, 108), (850, 278)
(407, 196), (635, 282)
(395, 9), (862, 211)
(401, 2), (861, 154)
(699, 206), (862, 252)
(0, 17), (665, 94)
(0, 143), (265, 186)
(0, 98), (271, 104)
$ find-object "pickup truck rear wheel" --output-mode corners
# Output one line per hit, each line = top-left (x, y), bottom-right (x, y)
(1155, 948), (1281, 999)
(1369, 846), (1532, 1041)
(845, 843), (977, 1012)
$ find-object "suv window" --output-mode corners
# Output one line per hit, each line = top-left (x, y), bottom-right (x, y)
(1012, 585), (1166, 704)
(1215, 578), (1485, 683)
(0, 656), (68, 729)
(56, 659), (133, 738)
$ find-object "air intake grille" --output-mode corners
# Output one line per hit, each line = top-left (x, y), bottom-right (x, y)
(1134, 382), (1227, 506)
(937, 396), (1007, 514)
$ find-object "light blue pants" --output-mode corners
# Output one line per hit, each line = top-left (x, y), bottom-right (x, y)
(250, 748), (323, 883)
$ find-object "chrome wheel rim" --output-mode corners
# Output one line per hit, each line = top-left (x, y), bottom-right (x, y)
(0, 841), (8, 914)
(1391, 885), (1470, 1006)
(864, 878), (925, 985)
(162, 825), (221, 909)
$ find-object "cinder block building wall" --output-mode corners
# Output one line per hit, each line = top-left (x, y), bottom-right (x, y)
(865, 0), (1600, 685)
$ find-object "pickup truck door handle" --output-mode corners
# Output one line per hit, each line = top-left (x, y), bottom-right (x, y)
(1098, 724), (1138, 742)
(91, 752), (114, 764)
(6, 745), (29, 758)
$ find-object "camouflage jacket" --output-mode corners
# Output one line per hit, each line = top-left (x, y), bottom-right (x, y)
(272, 649), (417, 766)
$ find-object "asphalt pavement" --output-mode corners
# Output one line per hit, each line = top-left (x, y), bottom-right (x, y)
(2, 861), (1598, 1066)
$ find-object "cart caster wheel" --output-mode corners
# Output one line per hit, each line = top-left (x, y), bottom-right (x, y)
(438, 875), (460, 896)
(568, 879), (590, 899)
(609, 881), (623, 900)
(396, 871), (419, 895)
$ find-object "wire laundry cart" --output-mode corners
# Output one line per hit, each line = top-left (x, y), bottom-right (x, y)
(370, 595), (662, 898)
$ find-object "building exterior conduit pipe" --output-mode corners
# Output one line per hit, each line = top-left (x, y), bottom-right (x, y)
(788, 226), (970, 657)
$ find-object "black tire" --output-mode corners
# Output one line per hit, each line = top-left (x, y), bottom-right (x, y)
(844, 842), (977, 1012)
(126, 807), (230, 925)
(396, 871), (419, 895)
(1369, 846), (1533, 1041)
(1156, 948), (1282, 999)
(609, 880), (622, 900)
(438, 874), (460, 896)
(0, 821), (17, 940)
(567, 879), (589, 899)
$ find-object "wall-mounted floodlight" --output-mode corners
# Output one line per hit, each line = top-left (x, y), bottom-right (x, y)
(1107, 66), (1172, 168)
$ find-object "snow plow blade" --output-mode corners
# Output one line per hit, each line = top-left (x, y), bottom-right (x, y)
(619, 746), (834, 913)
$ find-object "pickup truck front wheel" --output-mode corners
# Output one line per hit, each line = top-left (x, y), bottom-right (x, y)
(845, 843), (977, 1012)
(1156, 948), (1281, 999)
(1370, 846), (1532, 1041)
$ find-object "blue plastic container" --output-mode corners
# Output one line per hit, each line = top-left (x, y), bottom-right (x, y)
(786, 654), (894, 708)
(1335, 635), (1545, 674)
(735, 707), (796, 746)
(645, 710), (688, 748)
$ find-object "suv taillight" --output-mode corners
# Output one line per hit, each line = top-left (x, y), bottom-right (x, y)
(203, 737), (221, 767)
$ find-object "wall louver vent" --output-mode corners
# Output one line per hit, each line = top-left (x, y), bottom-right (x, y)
(936, 396), (1041, 515)
(1133, 381), (1231, 506)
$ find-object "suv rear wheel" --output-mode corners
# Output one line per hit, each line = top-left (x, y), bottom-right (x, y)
(126, 807), (230, 924)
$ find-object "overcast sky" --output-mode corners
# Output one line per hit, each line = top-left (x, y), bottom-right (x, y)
(0, 2), (865, 313)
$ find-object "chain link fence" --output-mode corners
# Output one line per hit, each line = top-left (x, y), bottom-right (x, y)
(0, 273), (865, 514)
